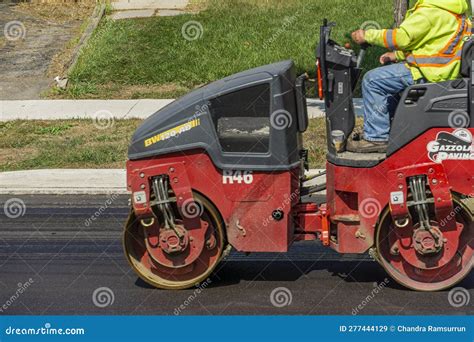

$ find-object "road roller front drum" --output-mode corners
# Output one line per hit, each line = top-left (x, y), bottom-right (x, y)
(123, 188), (225, 290)
(375, 194), (473, 291)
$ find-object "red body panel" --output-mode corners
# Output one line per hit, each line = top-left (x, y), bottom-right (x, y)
(327, 128), (474, 253)
(127, 128), (473, 254)
(127, 150), (300, 252)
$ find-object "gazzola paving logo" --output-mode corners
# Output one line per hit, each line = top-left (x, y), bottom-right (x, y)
(427, 129), (474, 163)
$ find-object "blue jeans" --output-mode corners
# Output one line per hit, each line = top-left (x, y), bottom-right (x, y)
(362, 63), (415, 142)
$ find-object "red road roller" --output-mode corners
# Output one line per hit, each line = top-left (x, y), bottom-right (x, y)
(123, 21), (473, 291)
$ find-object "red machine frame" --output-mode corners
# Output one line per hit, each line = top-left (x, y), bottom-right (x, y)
(128, 128), (473, 255)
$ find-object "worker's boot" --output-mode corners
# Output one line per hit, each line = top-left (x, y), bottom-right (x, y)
(349, 126), (364, 141)
(347, 137), (388, 153)
(347, 127), (387, 153)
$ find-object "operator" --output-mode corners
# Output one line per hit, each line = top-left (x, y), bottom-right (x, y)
(348, 0), (472, 153)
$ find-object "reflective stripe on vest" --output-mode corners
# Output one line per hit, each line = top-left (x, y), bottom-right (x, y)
(406, 49), (462, 67)
(406, 13), (471, 68)
(442, 15), (467, 55)
(384, 29), (398, 50)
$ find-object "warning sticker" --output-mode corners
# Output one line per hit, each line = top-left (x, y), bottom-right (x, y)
(390, 191), (404, 205)
(133, 191), (147, 205)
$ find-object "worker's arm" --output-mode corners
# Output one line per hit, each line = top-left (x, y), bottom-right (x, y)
(364, 10), (432, 53)
(394, 51), (406, 61)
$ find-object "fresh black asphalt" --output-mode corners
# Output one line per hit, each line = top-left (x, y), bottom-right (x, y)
(0, 195), (472, 315)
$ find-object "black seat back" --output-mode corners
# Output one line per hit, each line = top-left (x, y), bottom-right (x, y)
(461, 38), (474, 77)
(387, 38), (473, 157)
(462, 37), (474, 119)
(388, 79), (470, 156)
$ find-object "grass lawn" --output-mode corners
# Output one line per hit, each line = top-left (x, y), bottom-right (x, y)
(53, 0), (393, 99)
(0, 118), (327, 171)
(0, 120), (141, 172)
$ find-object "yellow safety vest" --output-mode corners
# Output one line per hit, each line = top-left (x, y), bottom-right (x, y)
(365, 0), (472, 82)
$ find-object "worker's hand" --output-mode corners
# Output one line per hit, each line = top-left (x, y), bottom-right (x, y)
(379, 52), (397, 65)
(351, 29), (366, 45)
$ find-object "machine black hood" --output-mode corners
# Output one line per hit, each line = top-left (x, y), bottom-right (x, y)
(128, 60), (302, 171)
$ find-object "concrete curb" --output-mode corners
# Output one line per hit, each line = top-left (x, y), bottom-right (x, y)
(0, 169), (127, 195)
(0, 168), (325, 195)
(0, 98), (363, 121)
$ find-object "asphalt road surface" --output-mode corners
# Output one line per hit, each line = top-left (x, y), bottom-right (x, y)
(0, 195), (472, 315)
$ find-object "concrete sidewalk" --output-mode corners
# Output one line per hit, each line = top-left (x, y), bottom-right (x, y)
(0, 98), (363, 121)
(111, 0), (189, 10)
(0, 168), (325, 195)
(0, 99), (174, 121)
(111, 0), (191, 20)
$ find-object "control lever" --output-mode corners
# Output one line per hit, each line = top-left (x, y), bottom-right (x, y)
(356, 43), (371, 68)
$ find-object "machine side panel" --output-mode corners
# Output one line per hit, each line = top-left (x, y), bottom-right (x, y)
(327, 128), (474, 254)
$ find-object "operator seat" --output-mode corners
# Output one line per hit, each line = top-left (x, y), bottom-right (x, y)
(461, 38), (474, 117)
(333, 40), (474, 166)
(387, 38), (474, 156)
(461, 38), (474, 77)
